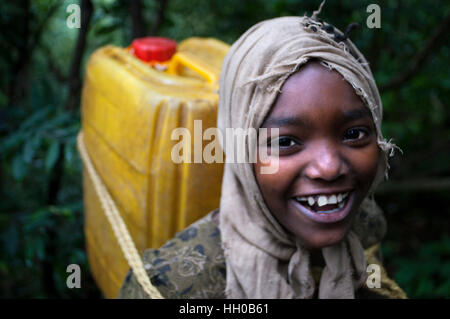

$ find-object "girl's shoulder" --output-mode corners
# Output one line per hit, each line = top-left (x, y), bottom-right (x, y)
(118, 209), (226, 299)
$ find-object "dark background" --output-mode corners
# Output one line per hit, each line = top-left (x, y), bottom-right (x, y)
(0, 0), (449, 298)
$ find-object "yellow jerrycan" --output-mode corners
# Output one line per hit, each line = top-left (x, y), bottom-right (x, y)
(79, 37), (229, 298)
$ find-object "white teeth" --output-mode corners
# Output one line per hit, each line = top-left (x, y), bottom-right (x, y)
(318, 196), (327, 207)
(328, 195), (337, 204)
(295, 192), (350, 208)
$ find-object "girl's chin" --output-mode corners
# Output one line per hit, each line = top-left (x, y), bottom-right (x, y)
(291, 221), (354, 250)
(302, 234), (347, 250)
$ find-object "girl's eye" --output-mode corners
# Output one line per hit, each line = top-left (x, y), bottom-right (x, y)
(266, 136), (299, 154)
(278, 137), (296, 148)
(343, 128), (369, 141)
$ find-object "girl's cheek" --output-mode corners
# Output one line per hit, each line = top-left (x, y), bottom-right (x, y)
(353, 143), (380, 189)
(256, 157), (298, 196)
(367, 145), (381, 177)
(255, 157), (287, 195)
(255, 156), (281, 176)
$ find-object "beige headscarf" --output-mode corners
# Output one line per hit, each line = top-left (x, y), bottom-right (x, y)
(217, 14), (398, 299)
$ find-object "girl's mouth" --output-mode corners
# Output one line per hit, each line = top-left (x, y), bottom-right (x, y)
(291, 190), (355, 224)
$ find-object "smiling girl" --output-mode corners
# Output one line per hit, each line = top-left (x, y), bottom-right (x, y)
(119, 13), (406, 299)
(254, 60), (380, 251)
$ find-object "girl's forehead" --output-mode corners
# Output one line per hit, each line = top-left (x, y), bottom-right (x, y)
(282, 61), (349, 92)
(266, 62), (366, 120)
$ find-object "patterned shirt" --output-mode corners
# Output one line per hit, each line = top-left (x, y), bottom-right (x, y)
(118, 210), (406, 299)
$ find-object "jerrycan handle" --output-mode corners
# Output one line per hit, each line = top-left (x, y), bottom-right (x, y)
(167, 51), (218, 86)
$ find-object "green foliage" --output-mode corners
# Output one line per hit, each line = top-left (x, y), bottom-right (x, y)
(0, 0), (93, 294)
(0, 102), (94, 297)
(382, 238), (450, 298)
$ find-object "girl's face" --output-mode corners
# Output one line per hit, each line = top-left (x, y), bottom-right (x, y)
(254, 62), (380, 249)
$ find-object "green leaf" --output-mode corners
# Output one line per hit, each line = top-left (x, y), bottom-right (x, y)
(435, 281), (450, 297)
(64, 140), (74, 163)
(415, 278), (435, 298)
(45, 141), (60, 171)
(5, 222), (19, 256)
(24, 208), (53, 232)
(20, 106), (52, 132)
(1, 131), (26, 154)
(23, 135), (42, 163)
(24, 239), (35, 268)
(0, 261), (8, 275)
(12, 155), (27, 181)
(35, 237), (45, 260)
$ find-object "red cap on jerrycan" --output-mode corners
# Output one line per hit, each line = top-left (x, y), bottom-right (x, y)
(131, 37), (177, 62)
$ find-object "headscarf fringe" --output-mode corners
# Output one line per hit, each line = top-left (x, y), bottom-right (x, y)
(311, 0), (326, 21)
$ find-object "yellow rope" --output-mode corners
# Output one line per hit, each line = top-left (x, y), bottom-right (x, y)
(77, 131), (164, 299)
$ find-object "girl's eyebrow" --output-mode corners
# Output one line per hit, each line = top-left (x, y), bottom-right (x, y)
(262, 116), (311, 128)
(262, 106), (372, 128)
(343, 106), (372, 121)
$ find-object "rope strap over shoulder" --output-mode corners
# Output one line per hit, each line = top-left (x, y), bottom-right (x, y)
(77, 131), (164, 299)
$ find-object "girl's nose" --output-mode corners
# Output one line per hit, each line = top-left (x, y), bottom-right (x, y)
(304, 144), (347, 182)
